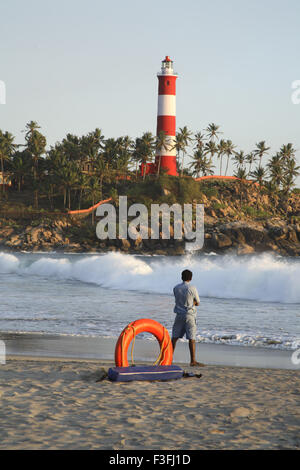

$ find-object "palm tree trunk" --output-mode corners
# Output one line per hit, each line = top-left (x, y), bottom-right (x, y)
(156, 156), (162, 179)
(181, 151), (185, 177)
(225, 156), (229, 176)
(91, 195), (95, 225)
(240, 182), (243, 209)
(1, 157), (5, 195)
(256, 187), (260, 210)
(34, 190), (39, 209)
(100, 175), (103, 199)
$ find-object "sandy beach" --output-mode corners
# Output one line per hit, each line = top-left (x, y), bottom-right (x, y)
(0, 354), (299, 450)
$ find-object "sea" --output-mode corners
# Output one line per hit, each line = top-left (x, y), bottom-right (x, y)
(0, 250), (299, 353)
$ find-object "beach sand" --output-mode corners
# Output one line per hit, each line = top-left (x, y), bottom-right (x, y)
(0, 356), (299, 450)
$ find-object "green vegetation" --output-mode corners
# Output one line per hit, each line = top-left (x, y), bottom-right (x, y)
(0, 121), (299, 224)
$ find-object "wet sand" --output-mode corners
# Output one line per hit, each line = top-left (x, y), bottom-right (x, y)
(1, 331), (299, 370)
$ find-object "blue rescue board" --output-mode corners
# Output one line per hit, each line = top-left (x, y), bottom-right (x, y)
(108, 365), (183, 382)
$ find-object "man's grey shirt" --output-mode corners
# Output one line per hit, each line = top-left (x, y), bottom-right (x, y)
(173, 281), (200, 318)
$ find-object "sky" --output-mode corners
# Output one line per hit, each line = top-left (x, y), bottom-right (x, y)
(1, 0), (300, 183)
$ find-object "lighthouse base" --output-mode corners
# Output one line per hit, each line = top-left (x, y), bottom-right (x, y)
(140, 162), (157, 176)
(140, 159), (178, 177)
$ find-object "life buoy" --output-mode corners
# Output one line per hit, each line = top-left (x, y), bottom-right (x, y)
(115, 319), (173, 367)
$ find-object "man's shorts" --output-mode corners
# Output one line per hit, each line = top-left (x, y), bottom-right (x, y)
(172, 314), (197, 341)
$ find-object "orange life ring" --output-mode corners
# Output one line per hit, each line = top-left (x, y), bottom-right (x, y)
(115, 319), (173, 367)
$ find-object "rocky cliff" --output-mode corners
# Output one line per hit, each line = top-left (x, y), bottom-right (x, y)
(1, 184), (299, 256)
(1, 217), (299, 256)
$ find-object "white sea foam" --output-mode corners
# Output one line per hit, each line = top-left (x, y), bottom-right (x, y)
(0, 252), (19, 273)
(0, 251), (299, 304)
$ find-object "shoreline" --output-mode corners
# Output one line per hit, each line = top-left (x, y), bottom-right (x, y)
(1, 331), (299, 370)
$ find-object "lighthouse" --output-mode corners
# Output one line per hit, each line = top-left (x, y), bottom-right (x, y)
(141, 56), (178, 177)
(155, 56), (178, 176)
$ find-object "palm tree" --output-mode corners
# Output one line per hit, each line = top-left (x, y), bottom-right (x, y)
(267, 153), (284, 191)
(135, 132), (155, 180)
(118, 135), (134, 178)
(173, 132), (184, 176)
(246, 152), (257, 176)
(94, 155), (109, 198)
(254, 141), (270, 167)
(189, 150), (200, 178)
(45, 145), (65, 208)
(217, 139), (227, 175)
(10, 150), (31, 192)
(205, 123), (222, 142)
(233, 150), (246, 169)
(279, 143), (297, 189)
(0, 130), (16, 195)
(189, 149), (204, 178)
(85, 176), (101, 225)
(193, 132), (206, 151)
(279, 143), (296, 162)
(204, 140), (218, 168)
(200, 156), (215, 176)
(132, 139), (141, 179)
(102, 138), (123, 177)
(76, 172), (89, 210)
(250, 165), (267, 210)
(62, 133), (83, 165)
(24, 121), (47, 208)
(54, 162), (77, 209)
(224, 140), (236, 176)
(177, 126), (193, 177)
(234, 167), (248, 209)
(282, 158), (300, 195)
(81, 128), (105, 170)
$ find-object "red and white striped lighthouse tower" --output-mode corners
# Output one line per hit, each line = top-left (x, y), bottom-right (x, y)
(155, 56), (178, 176)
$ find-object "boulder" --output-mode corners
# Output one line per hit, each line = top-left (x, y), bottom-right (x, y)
(239, 224), (266, 245)
(236, 243), (255, 255)
(211, 232), (232, 249)
(121, 238), (131, 250)
(134, 236), (143, 247)
(277, 239), (300, 256)
(268, 224), (288, 241)
(30, 227), (42, 244)
(5, 235), (22, 247)
(0, 227), (14, 240)
(287, 229), (298, 243)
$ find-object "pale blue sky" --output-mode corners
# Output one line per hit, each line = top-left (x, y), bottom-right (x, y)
(1, 0), (300, 182)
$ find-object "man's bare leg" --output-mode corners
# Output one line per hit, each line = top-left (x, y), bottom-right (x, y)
(189, 340), (205, 367)
(172, 337), (178, 352)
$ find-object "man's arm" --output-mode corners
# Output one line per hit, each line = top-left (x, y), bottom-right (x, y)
(193, 287), (200, 306)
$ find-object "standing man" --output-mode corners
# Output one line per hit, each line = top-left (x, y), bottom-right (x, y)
(172, 269), (204, 367)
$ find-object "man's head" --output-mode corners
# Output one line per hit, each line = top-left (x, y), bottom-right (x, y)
(181, 269), (193, 282)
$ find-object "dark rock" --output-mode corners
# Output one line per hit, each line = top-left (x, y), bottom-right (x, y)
(211, 232), (232, 249)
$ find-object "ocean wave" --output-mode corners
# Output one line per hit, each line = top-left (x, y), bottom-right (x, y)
(0, 251), (300, 304)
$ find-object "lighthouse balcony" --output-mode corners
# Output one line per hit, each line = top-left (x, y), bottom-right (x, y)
(157, 71), (178, 77)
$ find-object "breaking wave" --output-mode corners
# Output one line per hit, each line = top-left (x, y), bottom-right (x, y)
(1, 251), (299, 304)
